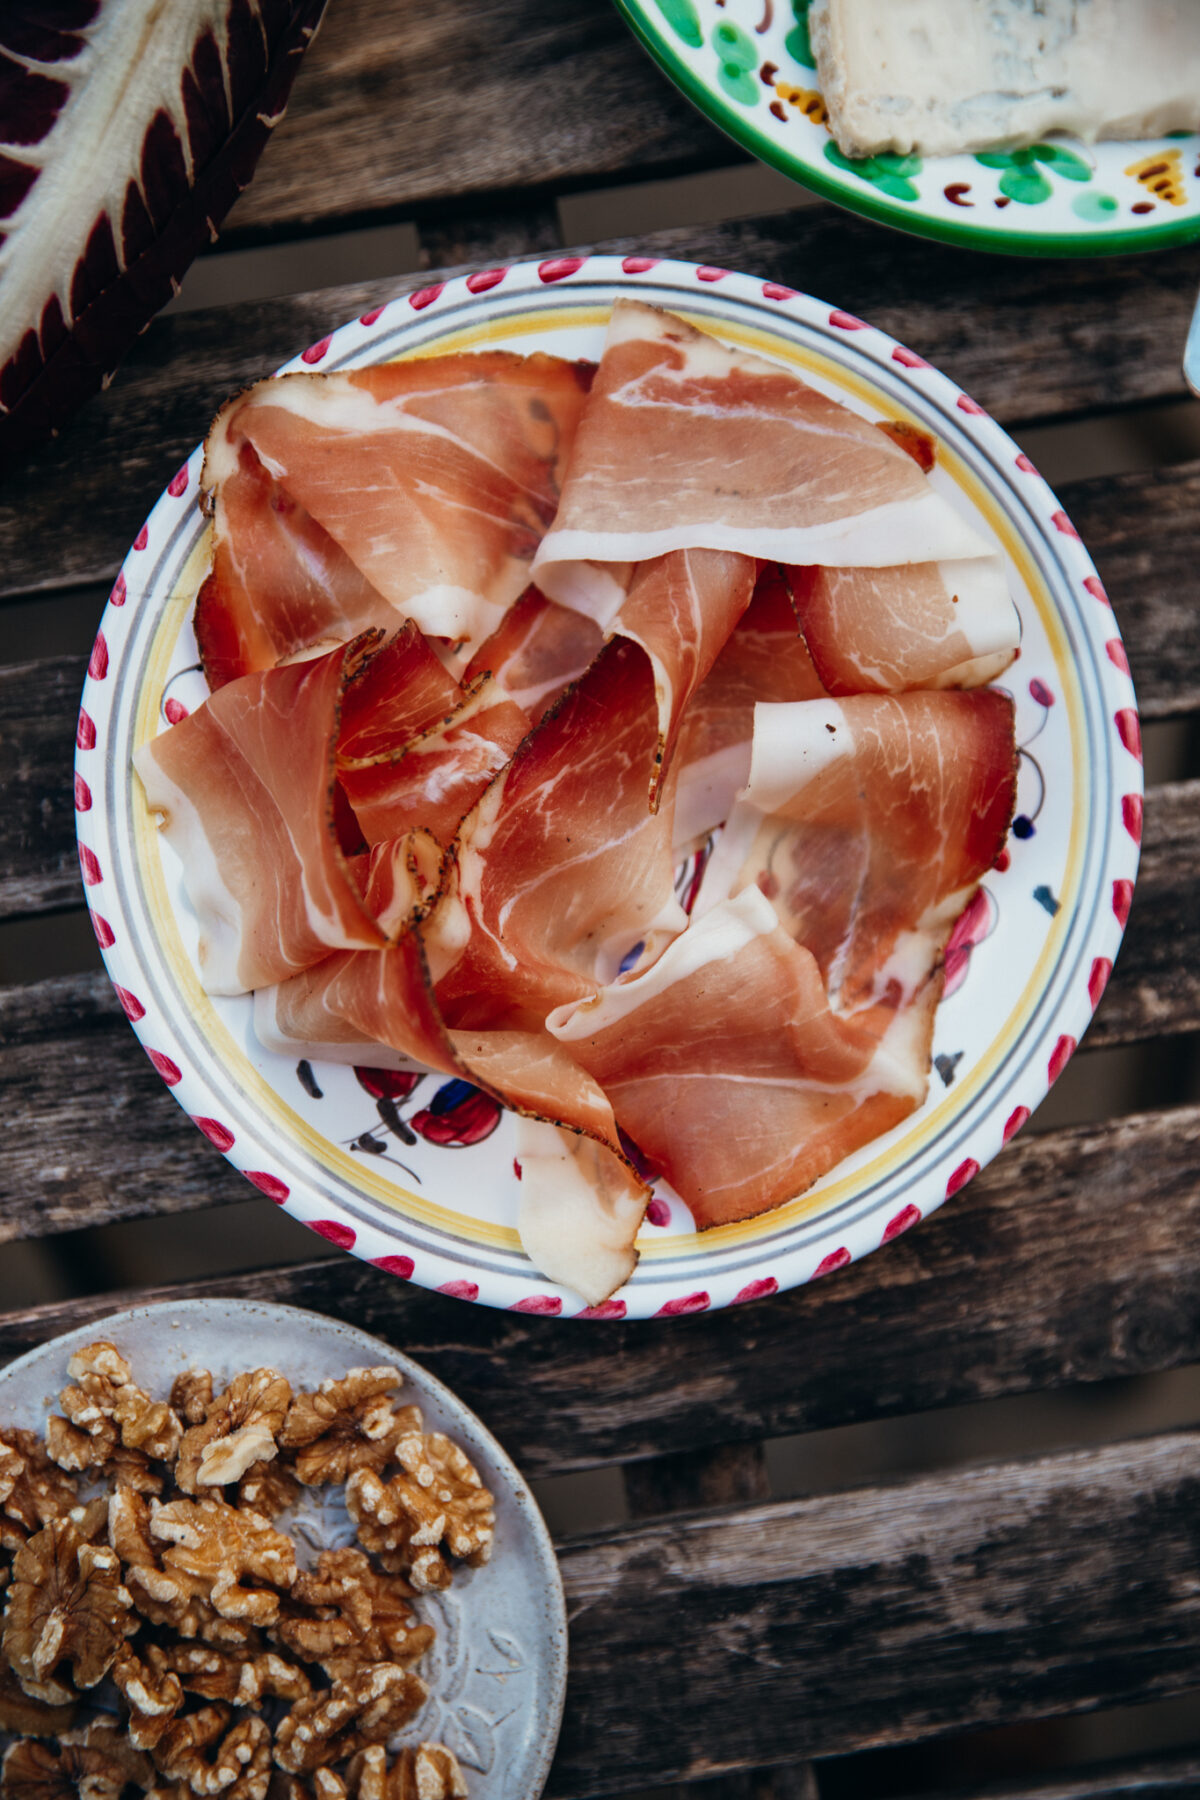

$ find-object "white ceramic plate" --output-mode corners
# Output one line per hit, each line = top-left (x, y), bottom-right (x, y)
(615, 0), (1200, 256)
(76, 255), (1142, 1320)
(0, 1299), (566, 1797)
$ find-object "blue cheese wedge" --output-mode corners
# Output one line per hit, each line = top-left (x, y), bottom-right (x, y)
(811, 0), (1200, 159)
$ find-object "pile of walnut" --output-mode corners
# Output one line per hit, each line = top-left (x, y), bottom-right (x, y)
(0, 1344), (497, 1800)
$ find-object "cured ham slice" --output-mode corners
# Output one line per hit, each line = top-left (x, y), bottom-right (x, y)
(609, 548), (755, 806)
(135, 639), (391, 995)
(697, 690), (1017, 1008)
(338, 620), (462, 761)
(786, 557), (1019, 694)
(549, 887), (936, 1229)
(532, 300), (990, 621)
(254, 832), (441, 1068)
(194, 441), (399, 691)
(340, 673), (530, 848)
(435, 638), (687, 1031)
(205, 352), (594, 655)
(674, 563), (829, 850)
(335, 624), (530, 846)
(465, 586), (604, 726)
(264, 925), (650, 1302)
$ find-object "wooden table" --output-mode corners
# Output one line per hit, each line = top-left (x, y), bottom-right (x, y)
(2, 4), (1200, 1795)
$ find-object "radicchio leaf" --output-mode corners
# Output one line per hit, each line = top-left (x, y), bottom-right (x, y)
(0, 0), (328, 467)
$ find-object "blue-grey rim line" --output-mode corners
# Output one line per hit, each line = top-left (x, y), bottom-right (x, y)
(98, 274), (1116, 1288)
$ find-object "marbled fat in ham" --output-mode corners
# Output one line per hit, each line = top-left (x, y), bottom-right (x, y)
(608, 547), (755, 806)
(340, 672), (530, 848)
(435, 637), (687, 1031)
(532, 300), (991, 620)
(135, 638), (390, 995)
(697, 689), (1017, 1008)
(194, 440), (398, 691)
(787, 557), (1019, 693)
(674, 562), (829, 851)
(549, 886), (935, 1228)
(336, 623), (530, 846)
(205, 351), (595, 656)
(465, 585), (604, 726)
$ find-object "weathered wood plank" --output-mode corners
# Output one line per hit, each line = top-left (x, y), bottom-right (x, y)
(0, 1101), (1198, 1475)
(2, 219), (1196, 603)
(1063, 463), (1200, 724)
(546, 1432), (1200, 1794)
(222, 0), (732, 241)
(649, 1770), (818, 1800)
(887, 1749), (1200, 1800)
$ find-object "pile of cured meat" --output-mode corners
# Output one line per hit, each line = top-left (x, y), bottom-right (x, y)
(135, 299), (1019, 1306)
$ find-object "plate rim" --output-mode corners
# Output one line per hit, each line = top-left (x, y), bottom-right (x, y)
(75, 253), (1143, 1322)
(0, 1295), (569, 1800)
(612, 0), (1200, 259)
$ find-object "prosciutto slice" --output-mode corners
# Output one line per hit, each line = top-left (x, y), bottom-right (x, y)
(265, 924), (650, 1301)
(609, 548), (755, 806)
(786, 557), (1019, 693)
(465, 586), (604, 726)
(435, 637), (687, 1031)
(549, 886), (936, 1229)
(254, 830), (443, 1068)
(194, 440), (398, 692)
(674, 563), (829, 850)
(205, 351), (594, 655)
(340, 674), (530, 848)
(697, 690), (1017, 1008)
(532, 300), (991, 621)
(336, 624), (530, 846)
(134, 638), (390, 995)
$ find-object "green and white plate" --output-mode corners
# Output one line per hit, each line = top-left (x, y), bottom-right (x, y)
(615, 0), (1200, 256)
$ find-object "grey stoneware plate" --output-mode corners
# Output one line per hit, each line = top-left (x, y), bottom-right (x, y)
(0, 1299), (567, 1800)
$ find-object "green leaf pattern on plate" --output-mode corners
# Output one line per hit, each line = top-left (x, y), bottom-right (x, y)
(622, 0), (1200, 251)
(784, 0), (815, 68)
(711, 18), (758, 105)
(975, 144), (1093, 206)
(825, 141), (923, 202)
(654, 0), (703, 48)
